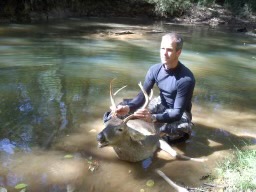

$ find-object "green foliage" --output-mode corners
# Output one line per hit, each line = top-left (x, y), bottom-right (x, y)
(215, 149), (256, 191)
(248, 0), (256, 11)
(0, 0), (255, 21)
(145, 0), (191, 17)
(193, 0), (216, 6)
(225, 0), (256, 14)
(179, 0), (256, 13)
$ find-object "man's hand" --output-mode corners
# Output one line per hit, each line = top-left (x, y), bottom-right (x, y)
(134, 108), (153, 123)
(115, 105), (130, 116)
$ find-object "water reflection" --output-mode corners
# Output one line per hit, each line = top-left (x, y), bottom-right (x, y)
(0, 18), (255, 191)
(0, 139), (16, 154)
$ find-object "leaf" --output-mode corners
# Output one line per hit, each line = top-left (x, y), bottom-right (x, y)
(146, 179), (155, 187)
(64, 154), (74, 159)
(15, 183), (27, 189)
(88, 160), (99, 172)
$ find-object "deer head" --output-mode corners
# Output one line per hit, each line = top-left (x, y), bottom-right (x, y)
(97, 79), (151, 148)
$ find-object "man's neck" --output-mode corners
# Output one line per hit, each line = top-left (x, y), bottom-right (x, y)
(164, 60), (179, 70)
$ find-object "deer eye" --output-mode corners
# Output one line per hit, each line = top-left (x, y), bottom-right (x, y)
(117, 128), (123, 132)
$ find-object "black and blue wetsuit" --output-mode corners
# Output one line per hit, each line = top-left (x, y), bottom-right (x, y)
(127, 61), (195, 123)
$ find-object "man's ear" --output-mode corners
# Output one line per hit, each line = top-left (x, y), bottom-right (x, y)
(176, 49), (182, 57)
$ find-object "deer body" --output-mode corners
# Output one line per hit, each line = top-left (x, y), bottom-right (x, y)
(113, 134), (159, 162)
(98, 118), (160, 162)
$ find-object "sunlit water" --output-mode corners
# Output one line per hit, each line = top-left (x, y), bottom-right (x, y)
(0, 18), (256, 192)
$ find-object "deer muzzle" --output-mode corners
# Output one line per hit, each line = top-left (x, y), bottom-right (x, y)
(97, 132), (109, 148)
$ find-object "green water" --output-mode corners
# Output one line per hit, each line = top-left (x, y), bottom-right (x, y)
(0, 18), (255, 191)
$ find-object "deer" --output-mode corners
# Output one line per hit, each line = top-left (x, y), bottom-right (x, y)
(97, 80), (206, 191)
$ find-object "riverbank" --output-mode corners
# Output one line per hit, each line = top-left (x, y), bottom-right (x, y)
(1, 3), (255, 35)
(86, 3), (256, 40)
(171, 4), (256, 32)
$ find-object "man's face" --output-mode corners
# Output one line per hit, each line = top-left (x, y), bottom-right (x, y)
(160, 37), (181, 65)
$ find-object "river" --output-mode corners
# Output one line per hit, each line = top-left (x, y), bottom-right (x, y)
(0, 17), (255, 192)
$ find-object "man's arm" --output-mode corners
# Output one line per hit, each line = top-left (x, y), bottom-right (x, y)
(154, 78), (195, 123)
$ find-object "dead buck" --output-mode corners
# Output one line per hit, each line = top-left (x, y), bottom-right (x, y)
(97, 80), (205, 162)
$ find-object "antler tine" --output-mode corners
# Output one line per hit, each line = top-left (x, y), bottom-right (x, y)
(138, 82), (149, 109)
(123, 82), (150, 123)
(110, 79), (127, 112)
(114, 85), (127, 96)
(110, 79), (117, 111)
(149, 89), (153, 100)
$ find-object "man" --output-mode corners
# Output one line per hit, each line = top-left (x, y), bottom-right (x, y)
(107, 32), (195, 143)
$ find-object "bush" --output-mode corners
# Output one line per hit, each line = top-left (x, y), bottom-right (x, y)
(225, 0), (256, 14)
(145, 0), (191, 17)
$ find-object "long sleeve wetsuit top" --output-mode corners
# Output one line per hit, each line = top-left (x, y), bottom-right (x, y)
(127, 62), (195, 123)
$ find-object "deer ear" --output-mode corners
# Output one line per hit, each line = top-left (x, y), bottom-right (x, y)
(128, 127), (146, 141)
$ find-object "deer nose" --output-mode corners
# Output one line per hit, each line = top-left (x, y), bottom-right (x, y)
(97, 132), (105, 142)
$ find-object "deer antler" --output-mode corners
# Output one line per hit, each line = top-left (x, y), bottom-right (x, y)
(139, 82), (149, 110)
(110, 78), (127, 111)
(110, 79), (117, 111)
(109, 79), (151, 123)
(123, 82), (150, 123)
(114, 85), (127, 96)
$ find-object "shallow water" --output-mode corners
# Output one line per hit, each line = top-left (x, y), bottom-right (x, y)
(0, 18), (255, 191)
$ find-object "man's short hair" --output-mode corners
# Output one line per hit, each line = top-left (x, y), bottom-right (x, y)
(162, 33), (183, 51)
